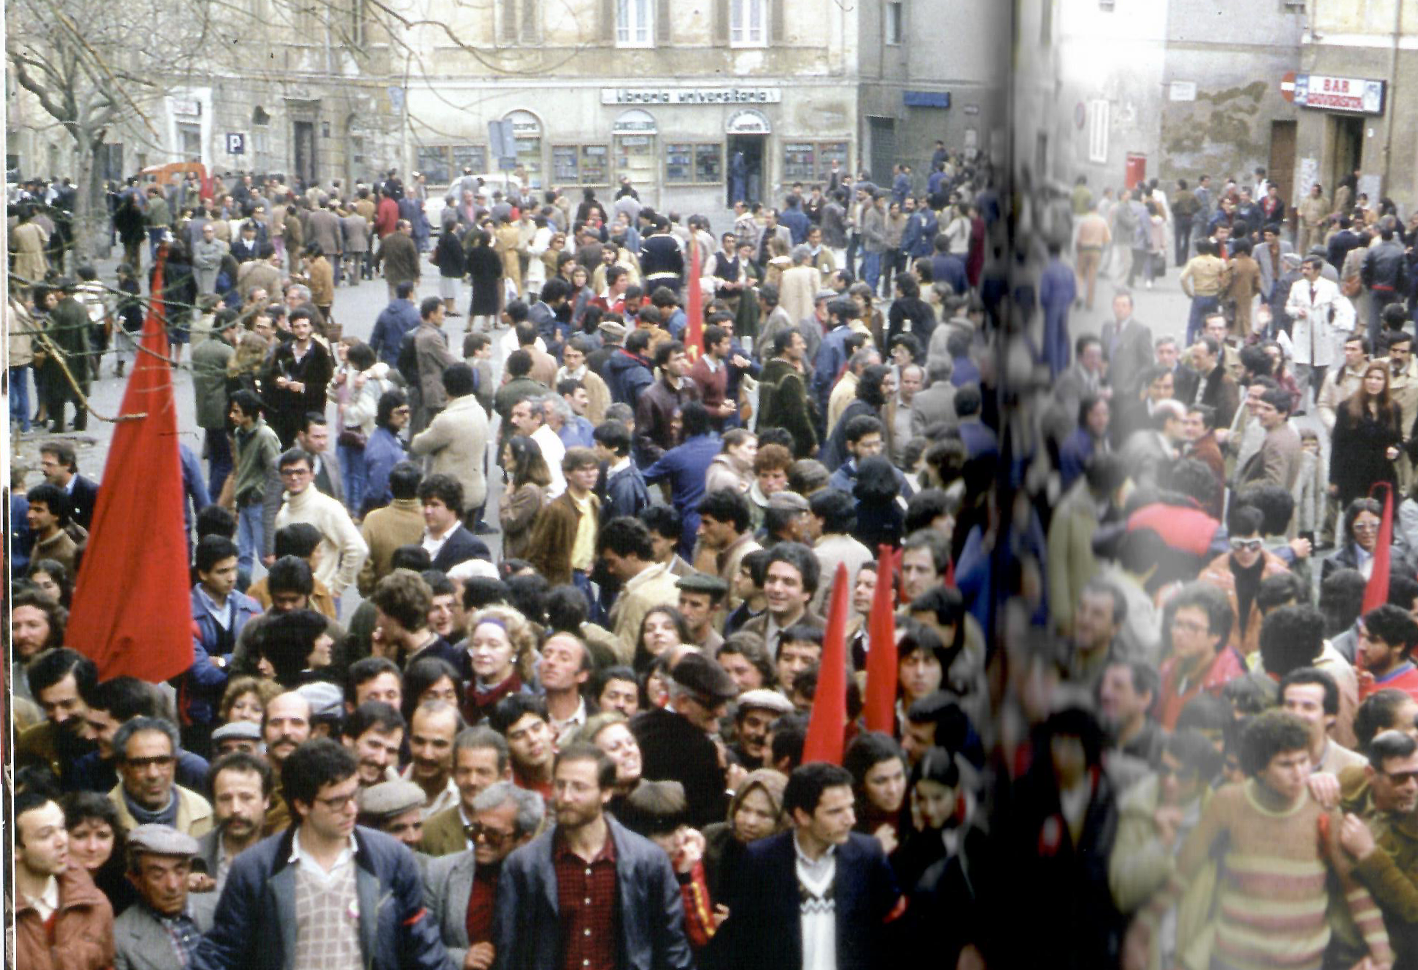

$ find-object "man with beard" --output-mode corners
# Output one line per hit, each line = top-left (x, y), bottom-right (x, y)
(194, 752), (273, 896)
(192, 739), (449, 970)
(424, 781), (544, 970)
(18, 648), (98, 779)
(259, 691), (312, 835)
(402, 700), (463, 819)
(493, 744), (693, 970)
(339, 701), (406, 788)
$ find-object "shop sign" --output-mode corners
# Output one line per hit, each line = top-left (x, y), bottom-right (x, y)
(601, 87), (782, 106)
(1294, 74), (1385, 114)
(612, 108), (658, 134)
(725, 108), (772, 134)
(171, 98), (201, 117)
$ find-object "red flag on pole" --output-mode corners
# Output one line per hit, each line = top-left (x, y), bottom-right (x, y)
(685, 234), (703, 360)
(863, 546), (899, 733)
(1362, 482), (1394, 615)
(803, 562), (851, 764)
(67, 252), (195, 682)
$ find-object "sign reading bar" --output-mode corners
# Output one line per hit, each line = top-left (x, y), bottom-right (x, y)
(601, 87), (782, 106)
(1294, 74), (1385, 115)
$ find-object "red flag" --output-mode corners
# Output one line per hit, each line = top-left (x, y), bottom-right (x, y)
(685, 234), (703, 361)
(67, 253), (195, 682)
(803, 562), (851, 764)
(1362, 482), (1394, 615)
(863, 545), (899, 733)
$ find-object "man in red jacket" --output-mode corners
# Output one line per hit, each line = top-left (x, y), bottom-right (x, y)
(14, 791), (114, 970)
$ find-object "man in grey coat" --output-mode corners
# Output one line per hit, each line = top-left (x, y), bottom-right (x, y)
(192, 222), (228, 295)
(410, 363), (491, 520)
(423, 782), (542, 970)
(492, 744), (693, 970)
(912, 358), (959, 436)
(413, 297), (460, 433)
(191, 318), (239, 498)
(113, 825), (218, 970)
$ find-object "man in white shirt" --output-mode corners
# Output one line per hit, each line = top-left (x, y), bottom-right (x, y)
(15, 792), (114, 970)
(510, 395), (566, 497)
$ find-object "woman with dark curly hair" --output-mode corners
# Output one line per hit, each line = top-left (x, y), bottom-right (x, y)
(63, 790), (137, 914)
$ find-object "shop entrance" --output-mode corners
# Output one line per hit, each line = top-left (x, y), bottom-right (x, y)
(1327, 114), (1364, 198)
(727, 134), (765, 206)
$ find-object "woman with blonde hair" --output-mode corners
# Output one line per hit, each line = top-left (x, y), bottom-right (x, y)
(462, 604), (537, 724)
(219, 675), (284, 725)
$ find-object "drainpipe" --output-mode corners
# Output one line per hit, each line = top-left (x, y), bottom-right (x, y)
(1381, 0), (1401, 194)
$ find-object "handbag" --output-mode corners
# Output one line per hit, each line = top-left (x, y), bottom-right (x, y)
(338, 427), (367, 449)
(1342, 274), (1362, 298)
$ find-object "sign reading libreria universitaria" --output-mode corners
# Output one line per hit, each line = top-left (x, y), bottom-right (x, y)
(601, 87), (784, 106)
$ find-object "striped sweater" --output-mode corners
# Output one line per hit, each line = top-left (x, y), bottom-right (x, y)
(1165, 780), (1391, 970)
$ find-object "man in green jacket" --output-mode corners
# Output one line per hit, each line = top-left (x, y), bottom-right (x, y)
(192, 318), (238, 498)
(220, 389), (283, 590)
(145, 186), (173, 261)
(42, 280), (93, 432)
(1340, 730), (1418, 966)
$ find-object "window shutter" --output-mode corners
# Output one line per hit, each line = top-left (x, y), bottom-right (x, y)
(656, 0), (670, 44)
(521, 0), (539, 41)
(501, 0), (517, 42)
(600, 0), (615, 42)
(769, 0), (784, 42)
(713, 0), (728, 43)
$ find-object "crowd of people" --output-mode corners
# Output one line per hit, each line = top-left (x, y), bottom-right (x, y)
(12, 137), (1418, 970)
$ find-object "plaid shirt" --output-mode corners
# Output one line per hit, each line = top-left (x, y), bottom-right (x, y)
(153, 904), (202, 968)
(553, 829), (618, 970)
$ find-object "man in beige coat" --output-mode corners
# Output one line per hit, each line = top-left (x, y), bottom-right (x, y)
(410, 363), (490, 522)
(779, 245), (823, 326)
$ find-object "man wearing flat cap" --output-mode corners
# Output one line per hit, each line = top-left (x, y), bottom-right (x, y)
(357, 779), (428, 852)
(114, 825), (217, 970)
(761, 490), (813, 550)
(631, 652), (740, 828)
(677, 572), (729, 654)
(211, 720), (262, 758)
(729, 689), (796, 768)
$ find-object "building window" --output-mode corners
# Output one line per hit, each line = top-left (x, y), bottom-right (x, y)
(784, 141), (849, 182)
(552, 145), (608, 185)
(617, 0), (653, 46)
(730, 0), (766, 47)
(885, 3), (902, 45)
(417, 146), (453, 185)
(452, 145), (488, 176)
(665, 143), (723, 184)
(1087, 99), (1109, 164)
(178, 123), (202, 163)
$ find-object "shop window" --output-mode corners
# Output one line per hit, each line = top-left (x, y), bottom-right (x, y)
(615, 134), (656, 188)
(580, 145), (609, 185)
(784, 141), (848, 183)
(666, 143), (723, 184)
(552, 145), (580, 183)
(617, 0), (653, 47)
(416, 146), (453, 185)
(452, 145), (489, 175)
(730, 0), (766, 46)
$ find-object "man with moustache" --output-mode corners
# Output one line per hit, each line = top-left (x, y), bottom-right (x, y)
(192, 740), (451, 970)
(402, 700), (463, 818)
(1338, 730), (1418, 959)
(492, 744), (694, 970)
(424, 782), (544, 970)
(729, 689), (796, 769)
(259, 691), (312, 836)
(194, 752), (274, 896)
(18, 648), (98, 780)
(340, 702), (407, 788)
(421, 728), (513, 857)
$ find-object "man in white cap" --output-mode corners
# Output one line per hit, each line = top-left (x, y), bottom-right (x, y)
(114, 824), (217, 970)
(730, 689), (796, 768)
(357, 779), (429, 852)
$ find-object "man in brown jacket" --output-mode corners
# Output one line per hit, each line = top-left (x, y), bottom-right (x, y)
(378, 219), (420, 301)
(524, 448), (601, 595)
(412, 297), (459, 432)
(1223, 239), (1264, 340)
(15, 792), (115, 970)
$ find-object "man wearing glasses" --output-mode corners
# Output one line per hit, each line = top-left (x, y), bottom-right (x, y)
(1338, 730), (1418, 960)
(424, 781), (543, 970)
(1154, 581), (1247, 730)
(1198, 505), (1291, 664)
(109, 716), (215, 837)
(274, 447), (369, 606)
(194, 739), (452, 970)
